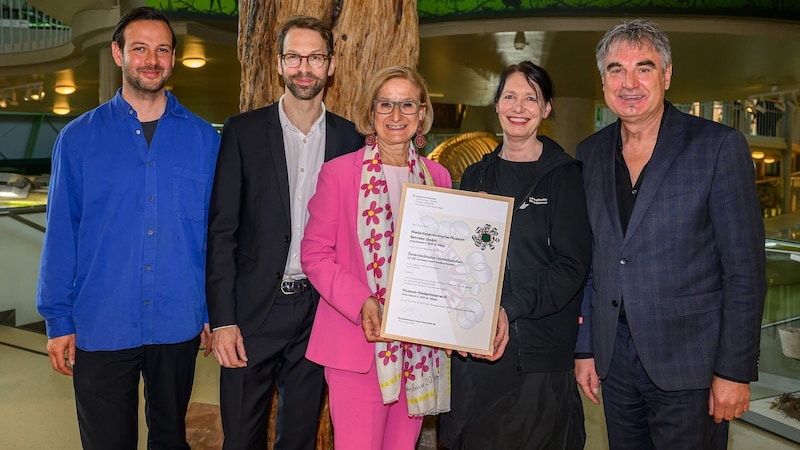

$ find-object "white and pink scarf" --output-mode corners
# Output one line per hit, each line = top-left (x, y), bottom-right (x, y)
(358, 142), (450, 416)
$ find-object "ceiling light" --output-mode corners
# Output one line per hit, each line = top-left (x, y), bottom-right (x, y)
(513, 32), (526, 51)
(0, 82), (43, 104)
(182, 57), (206, 69)
(54, 85), (76, 95)
(52, 106), (70, 115)
(751, 151), (765, 159)
(0, 98), (6, 108)
(763, 157), (776, 164)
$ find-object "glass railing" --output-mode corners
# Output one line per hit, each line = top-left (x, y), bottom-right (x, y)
(595, 99), (799, 143)
(0, 200), (45, 327)
(744, 238), (800, 444)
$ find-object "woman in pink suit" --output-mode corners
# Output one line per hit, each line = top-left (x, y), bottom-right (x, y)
(302, 66), (503, 450)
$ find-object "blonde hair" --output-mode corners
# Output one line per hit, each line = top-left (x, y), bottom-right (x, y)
(354, 66), (434, 136)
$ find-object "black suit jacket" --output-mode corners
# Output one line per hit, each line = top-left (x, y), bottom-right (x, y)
(206, 103), (363, 336)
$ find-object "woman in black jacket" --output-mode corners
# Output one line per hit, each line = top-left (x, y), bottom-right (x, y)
(438, 61), (592, 449)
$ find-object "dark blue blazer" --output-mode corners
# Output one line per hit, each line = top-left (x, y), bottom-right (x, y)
(575, 102), (766, 391)
(206, 103), (363, 336)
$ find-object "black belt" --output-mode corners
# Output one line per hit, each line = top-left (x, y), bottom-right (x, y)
(280, 278), (312, 295)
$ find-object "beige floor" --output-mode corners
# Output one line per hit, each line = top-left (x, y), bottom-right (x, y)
(0, 324), (797, 450)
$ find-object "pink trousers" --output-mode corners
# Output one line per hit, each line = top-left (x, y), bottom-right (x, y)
(325, 361), (423, 450)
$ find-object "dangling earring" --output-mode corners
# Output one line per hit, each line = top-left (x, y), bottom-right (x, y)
(365, 134), (376, 146)
(414, 124), (426, 149)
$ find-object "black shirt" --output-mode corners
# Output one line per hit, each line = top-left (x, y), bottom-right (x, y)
(615, 136), (648, 317)
(141, 120), (158, 147)
(615, 139), (647, 236)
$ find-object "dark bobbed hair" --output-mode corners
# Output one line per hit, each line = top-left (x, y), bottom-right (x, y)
(354, 66), (434, 136)
(112, 7), (176, 51)
(277, 16), (334, 56)
(493, 61), (556, 119)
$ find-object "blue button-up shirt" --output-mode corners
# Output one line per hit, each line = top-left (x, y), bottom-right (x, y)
(37, 89), (221, 351)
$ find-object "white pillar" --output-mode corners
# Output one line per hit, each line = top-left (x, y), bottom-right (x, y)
(98, 46), (119, 104)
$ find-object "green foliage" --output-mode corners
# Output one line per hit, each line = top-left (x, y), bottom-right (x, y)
(147, 0), (238, 18)
(417, 0), (800, 21)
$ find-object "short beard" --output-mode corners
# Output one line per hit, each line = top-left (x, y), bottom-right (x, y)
(284, 72), (326, 100)
(125, 68), (169, 100)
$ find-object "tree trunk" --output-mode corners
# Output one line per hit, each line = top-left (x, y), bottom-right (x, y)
(236, 1), (420, 449)
(238, 0), (419, 120)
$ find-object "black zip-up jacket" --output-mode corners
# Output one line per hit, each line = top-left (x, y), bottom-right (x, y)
(460, 136), (592, 372)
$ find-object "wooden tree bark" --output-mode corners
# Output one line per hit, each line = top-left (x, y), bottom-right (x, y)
(236, 1), (420, 449)
(238, 0), (419, 120)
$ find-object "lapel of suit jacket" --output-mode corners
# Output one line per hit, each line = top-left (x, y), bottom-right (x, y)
(265, 104), (292, 221)
(597, 122), (625, 243)
(622, 102), (686, 247)
(323, 111), (338, 162)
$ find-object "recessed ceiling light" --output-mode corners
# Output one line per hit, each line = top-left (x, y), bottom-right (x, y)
(54, 85), (76, 95)
(52, 106), (70, 115)
(182, 57), (206, 69)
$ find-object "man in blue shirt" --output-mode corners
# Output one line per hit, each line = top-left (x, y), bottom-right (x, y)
(36, 7), (220, 449)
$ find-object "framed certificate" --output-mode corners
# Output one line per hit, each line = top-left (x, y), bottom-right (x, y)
(380, 184), (513, 355)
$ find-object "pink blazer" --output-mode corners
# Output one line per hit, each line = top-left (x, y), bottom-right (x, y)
(302, 147), (452, 373)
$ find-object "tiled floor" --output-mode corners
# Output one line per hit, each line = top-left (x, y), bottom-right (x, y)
(1, 324), (798, 449)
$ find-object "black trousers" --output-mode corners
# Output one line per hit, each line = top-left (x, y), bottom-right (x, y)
(219, 289), (325, 450)
(438, 335), (586, 450)
(602, 317), (729, 450)
(72, 335), (201, 450)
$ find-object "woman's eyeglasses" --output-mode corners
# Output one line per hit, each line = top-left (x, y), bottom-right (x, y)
(373, 100), (425, 115)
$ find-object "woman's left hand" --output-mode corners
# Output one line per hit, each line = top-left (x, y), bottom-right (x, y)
(361, 296), (392, 343)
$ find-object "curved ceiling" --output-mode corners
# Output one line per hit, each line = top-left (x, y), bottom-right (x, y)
(2, 5), (800, 124)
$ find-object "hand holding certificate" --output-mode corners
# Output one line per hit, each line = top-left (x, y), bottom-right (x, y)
(380, 184), (513, 355)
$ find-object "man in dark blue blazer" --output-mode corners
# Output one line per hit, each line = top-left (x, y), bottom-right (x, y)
(574, 19), (766, 449)
(206, 16), (363, 450)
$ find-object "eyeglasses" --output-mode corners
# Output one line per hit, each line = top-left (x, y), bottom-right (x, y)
(373, 99), (425, 115)
(280, 53), (329, 69)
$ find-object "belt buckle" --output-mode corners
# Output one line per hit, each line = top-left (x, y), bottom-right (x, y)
(280, 279), (307, 295)
(280, 280), (297, 295)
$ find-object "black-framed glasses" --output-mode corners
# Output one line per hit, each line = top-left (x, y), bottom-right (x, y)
(373, 99), (425, 115)
(280, 53), (329, 69)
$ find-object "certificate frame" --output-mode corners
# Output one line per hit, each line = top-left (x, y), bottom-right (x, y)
(379, 183), (514, 355)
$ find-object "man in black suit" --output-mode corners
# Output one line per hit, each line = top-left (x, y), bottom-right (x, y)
(206, 16), (363, 450)
(574, 19), (766, 449)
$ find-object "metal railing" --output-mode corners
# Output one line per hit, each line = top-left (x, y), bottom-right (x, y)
(0, 204), (45, 232)
(595, 99), (799, 144)
(0, 0), (71, 54)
